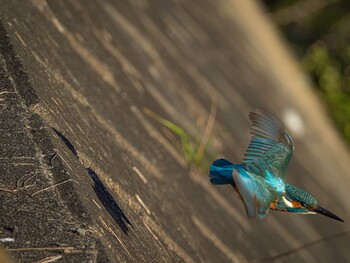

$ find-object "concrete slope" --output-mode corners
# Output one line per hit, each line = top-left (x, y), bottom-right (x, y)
(0, 0), (349, 262)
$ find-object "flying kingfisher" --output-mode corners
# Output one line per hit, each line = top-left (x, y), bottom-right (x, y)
(209, 108), (344, 222)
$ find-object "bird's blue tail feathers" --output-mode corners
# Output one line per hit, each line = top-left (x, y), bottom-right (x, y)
(209, 158), (237, 186)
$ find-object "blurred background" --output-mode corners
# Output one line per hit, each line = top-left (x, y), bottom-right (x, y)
(263, 0), (350, 145)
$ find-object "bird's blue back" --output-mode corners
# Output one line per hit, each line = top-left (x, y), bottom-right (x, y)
(210, 158), (285, 218)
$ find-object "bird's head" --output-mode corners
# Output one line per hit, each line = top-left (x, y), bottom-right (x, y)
(271, 184), (344, 222)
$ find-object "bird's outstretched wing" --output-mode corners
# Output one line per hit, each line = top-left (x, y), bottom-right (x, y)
(242, 108), (294, 179)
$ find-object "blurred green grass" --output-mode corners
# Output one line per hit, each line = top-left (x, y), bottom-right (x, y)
(263, 0), (350, 140)
(143, 106), (217, 171)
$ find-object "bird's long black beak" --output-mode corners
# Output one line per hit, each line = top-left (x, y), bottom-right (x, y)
(312, 206), (344, 222)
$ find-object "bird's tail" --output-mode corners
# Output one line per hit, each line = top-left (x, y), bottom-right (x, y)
(209, 158), (236, 186)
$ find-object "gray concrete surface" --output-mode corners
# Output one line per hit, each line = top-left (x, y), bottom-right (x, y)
(0, 0), (349, 262)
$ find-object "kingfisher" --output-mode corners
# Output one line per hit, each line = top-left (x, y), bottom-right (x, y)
(209, 108), (344, 222)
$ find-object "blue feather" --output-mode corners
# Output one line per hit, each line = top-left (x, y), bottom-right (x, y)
(213, 158), (233, 166)
(209, 158), (239, 186)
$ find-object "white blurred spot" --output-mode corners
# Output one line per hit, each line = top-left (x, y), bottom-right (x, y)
(0, 238), (14, 243)
(283, 108), (305, 138)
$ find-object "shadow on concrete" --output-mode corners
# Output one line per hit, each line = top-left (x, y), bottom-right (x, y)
(52, 127), (133, 234)
(86, 167), (133, 234)
(52, 128), (78, 157)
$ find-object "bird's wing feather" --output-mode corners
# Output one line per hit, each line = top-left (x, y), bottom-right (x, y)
(242, 109), (294, 179)
(233, 169), (274, 218)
